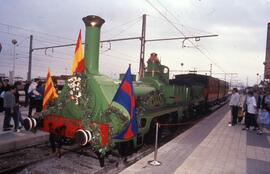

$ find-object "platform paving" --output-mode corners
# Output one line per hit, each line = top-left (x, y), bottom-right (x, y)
(0, 107), (48, 154)
(120, 105), (270, 174)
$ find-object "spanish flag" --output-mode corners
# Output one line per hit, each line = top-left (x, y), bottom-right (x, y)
(43, 68), (58, 110)
(71, 30), (84, 74)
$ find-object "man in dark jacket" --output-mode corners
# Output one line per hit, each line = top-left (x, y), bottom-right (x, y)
(14, 81), (24, 128)
(0, 80), (4, 112)
(28, 78), (40, 117)
(3, 86), (19, 132)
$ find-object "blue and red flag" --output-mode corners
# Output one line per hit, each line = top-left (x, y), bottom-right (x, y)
(113, 66), (138, 140)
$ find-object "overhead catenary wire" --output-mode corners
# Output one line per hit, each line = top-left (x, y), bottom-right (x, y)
(107, 17), (141, 40)
(154, 0), (208, 36)
(145, 0), (226, 73)
(0, 22), (74, 41)
(102, 16), (142, 34)
(148, 15), (214, 36)
(0, 30), (30, 39)
(154, 0), (225, 71)
(0, 17), (144, 79)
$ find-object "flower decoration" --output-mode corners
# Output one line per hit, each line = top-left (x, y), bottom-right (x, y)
(67, 76), (82, 105)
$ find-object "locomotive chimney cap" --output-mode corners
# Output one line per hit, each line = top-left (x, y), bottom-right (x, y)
(148, 52), (160, 63)
(83, 15), (105, 28)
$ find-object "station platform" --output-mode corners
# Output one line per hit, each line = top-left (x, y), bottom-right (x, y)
(120, 105), (270, 174)
(0, 107), (48, 154)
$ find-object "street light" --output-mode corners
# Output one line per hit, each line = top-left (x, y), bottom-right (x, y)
(11, 39), (17, 83)
(263, 61), (267, 81)
(180, 62), (184, 74)
(256, 73), (259, 85)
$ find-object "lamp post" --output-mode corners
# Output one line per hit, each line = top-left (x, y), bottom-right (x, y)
(256, 73), (259, 85)
(11, 39), (17, 84)
(263, 62), (266, 81)
(180, 62), (184, 74)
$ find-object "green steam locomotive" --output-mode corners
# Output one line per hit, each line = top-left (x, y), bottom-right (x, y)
(24, 15), (228, 166)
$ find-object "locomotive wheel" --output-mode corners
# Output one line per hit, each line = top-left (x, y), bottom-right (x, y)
(168, 114), (178, 133)
(117, 141), (134, 156)
(180, 111), (188, 122)
(95, 152), (105, 167)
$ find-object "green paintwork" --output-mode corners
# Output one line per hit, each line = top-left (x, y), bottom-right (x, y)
(86, 74), (130, 133)
(85, 27), (101, 75)
(190, 85), (205, 105)
(133, 83), (156, 96)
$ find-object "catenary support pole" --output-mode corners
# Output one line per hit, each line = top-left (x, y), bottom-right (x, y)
(139, 14), (146, 80)
(27, 35), (33, 81)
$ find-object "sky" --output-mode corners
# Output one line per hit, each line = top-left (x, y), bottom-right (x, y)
(0, 0), (269, 87)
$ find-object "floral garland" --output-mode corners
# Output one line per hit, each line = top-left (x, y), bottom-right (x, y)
(89, 106), (129, 156)
(67, 76), (82, 105)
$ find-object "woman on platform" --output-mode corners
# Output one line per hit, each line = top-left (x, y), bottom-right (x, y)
(0, 81), (4, 112)
(242, 91), (258, 131)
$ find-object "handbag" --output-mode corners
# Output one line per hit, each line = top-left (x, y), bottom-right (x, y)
(258, 111), (270, 125)
(238, 107), (244, 118)
(0, 91), (5, 98)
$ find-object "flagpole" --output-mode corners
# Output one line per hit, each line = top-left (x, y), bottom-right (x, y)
(108, 102), (112, 108)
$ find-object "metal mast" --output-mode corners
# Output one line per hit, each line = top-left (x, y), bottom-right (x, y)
(27, 35), (33, 81)
(139, 14), (146, 80)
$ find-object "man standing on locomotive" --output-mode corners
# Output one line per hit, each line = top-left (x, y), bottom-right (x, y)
(229, 88), (240, 126)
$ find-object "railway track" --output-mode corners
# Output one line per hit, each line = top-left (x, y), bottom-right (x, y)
(0, 102), (228, 174)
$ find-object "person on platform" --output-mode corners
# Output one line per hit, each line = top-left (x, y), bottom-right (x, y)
(262, 91), (270, 111)
(242, 91), (259, 131)
(35, 81), (44, 112)
(3, 79), (10, 91)
(14, 81), (24, 129)
(257, 91), (270, 134)
(24, 81), (30, 107)
(28, 78), (40, 117)
(257, 90), (265, 110)
(0, 80), (4, 112)
(229, 88), (240, 126)
(3, 86), (19, 132)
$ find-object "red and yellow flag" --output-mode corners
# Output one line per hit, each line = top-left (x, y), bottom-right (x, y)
(43, 68), (58, 110)
(71, 30), (84, 74)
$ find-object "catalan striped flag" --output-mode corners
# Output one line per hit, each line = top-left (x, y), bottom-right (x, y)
(42, 68), (58, 110)
(71, 30), (84, 74)
(113, 66), (138, 140)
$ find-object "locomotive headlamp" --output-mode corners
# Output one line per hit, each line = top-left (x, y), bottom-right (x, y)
(83, 15), (105, 28)
(90, 21), (96, 26)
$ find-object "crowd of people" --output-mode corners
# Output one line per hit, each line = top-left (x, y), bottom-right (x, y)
(229, 87), (270, 135)
(0, 78), (44, 132)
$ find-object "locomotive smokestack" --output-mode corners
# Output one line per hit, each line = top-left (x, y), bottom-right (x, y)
(82, 15), (105, 74)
